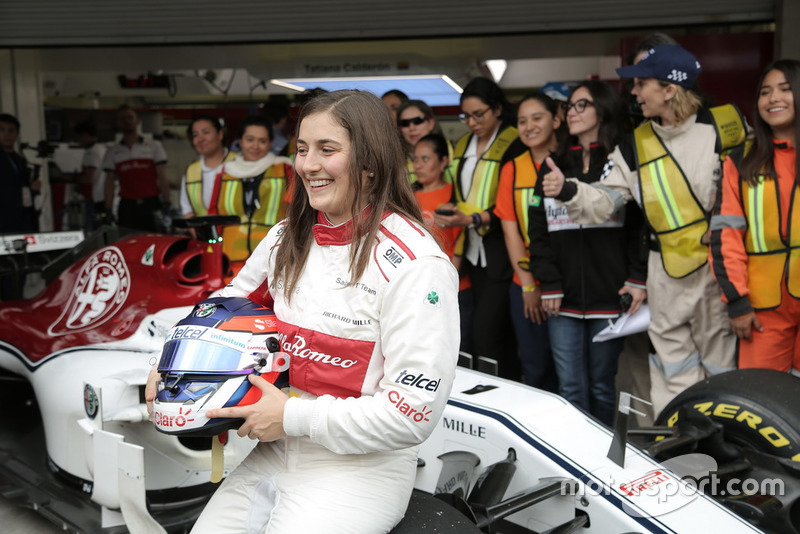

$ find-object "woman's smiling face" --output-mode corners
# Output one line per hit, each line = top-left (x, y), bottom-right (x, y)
(190, 119), (224, 158)
(517, 98), (560, 153)
(239, 125), (272, 162)
(295, 111), (364, 225)
(758, 68), (795, 140)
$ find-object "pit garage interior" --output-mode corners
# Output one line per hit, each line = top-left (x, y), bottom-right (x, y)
(0, 0), (798, 531)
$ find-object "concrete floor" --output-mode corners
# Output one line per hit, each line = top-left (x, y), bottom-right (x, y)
(0, 497), (64, 533)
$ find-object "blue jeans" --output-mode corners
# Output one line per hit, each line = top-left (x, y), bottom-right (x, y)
(508, 284), (555, 390)
(547, 315), (623, 425)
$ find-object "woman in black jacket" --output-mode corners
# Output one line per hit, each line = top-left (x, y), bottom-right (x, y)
(529, 82), (647, 425)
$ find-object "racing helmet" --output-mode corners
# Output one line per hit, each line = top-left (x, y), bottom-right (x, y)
(152, 297), (289, 436)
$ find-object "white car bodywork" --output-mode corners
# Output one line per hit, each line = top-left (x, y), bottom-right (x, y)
(0, 306), (764, 532)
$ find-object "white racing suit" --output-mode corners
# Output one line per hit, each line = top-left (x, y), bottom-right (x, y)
(192, 211), (460, 534)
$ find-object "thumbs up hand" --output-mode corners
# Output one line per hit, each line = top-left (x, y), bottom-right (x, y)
(542, 157), (566, 198)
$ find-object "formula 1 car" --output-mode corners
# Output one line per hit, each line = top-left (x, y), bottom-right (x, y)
(0, 220), (798, 533)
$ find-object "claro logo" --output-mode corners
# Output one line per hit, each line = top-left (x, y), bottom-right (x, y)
(388, 390), (432, 423)
(153, 406), (195, 428)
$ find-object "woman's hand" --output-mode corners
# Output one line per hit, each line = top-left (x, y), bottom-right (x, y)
(619, 285), (647, 316)
(731, 312), (763, 341)
(542, 157), (565, 198)
(145, 365), (160, 416)
(523, 287), (547, 325)
(433, 203), (472, 229)
(542, 297), (561, 318)
(206, 374), (289, 442)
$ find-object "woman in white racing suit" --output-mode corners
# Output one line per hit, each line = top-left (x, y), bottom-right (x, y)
(155, 90), (460, 533)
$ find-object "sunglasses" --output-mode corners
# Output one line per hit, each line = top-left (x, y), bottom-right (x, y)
(562, 98), (594, 113)
(399, 116), (428, 128)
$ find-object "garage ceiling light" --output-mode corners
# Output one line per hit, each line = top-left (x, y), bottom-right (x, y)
(269, 75), (463, 106)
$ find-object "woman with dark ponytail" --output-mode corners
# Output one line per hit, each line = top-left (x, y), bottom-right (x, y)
(710, 58), (800, 374)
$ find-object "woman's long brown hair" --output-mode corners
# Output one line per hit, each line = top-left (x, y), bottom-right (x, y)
(740, 59), (800, 186)
(273, 90), (424, 302)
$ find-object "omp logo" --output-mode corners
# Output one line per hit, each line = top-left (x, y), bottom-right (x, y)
(383, 247), (403, 268)
(48, 246), (131, 335)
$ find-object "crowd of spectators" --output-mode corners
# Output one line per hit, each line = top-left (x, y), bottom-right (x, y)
(2, 34), (797, 422)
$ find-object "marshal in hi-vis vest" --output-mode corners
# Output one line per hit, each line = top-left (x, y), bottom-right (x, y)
(184, 152), (238, 216)
(217, 163), (291, 262)
(509, 151), (540, 248)
(452, 126), (518, 236)
(742, 176), (800, 309)
(636, 105), (746, 278)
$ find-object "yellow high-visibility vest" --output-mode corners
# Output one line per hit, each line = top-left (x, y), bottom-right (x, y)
(452, 126), (518, 235)
(184, 152), (238, 216)
(216, 163), (291, 261)
(636, 122), (711, 278)
(742, 176), (800, 309)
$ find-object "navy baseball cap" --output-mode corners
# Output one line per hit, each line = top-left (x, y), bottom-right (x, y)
(616, 44), (702, 89)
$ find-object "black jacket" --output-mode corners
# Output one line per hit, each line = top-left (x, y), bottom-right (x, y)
(528, 144), (647, 318)
(0, 150), (38, 234)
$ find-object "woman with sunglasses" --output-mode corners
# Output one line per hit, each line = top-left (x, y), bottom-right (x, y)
(435, 76), (520, 378)
(528, 83), (646, 425)
(396, 100), (454, 184)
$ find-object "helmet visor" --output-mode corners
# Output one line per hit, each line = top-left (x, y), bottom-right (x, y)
(158, 338), (252, 374)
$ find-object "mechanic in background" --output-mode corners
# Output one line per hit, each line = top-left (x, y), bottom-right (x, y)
(73, 120), (108, 231)
(0, 113), (41, 300)
(262, 99), (292, 157)
(0, 113), (40, 234)
(710, 58), (800, 375)
(102, 105), (172, 232)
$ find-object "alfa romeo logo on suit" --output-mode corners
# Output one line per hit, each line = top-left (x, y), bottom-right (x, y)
(48, 246), (131, 335)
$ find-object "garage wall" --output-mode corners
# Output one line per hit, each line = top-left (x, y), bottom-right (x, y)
(1, 0), (776, 47)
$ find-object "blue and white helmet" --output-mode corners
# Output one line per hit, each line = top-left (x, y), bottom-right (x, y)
(152, 297), (289, 436)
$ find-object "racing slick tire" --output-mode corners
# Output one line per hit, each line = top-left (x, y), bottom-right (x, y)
(656, 368), (800, 462)
(655, 369), (800, 534)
